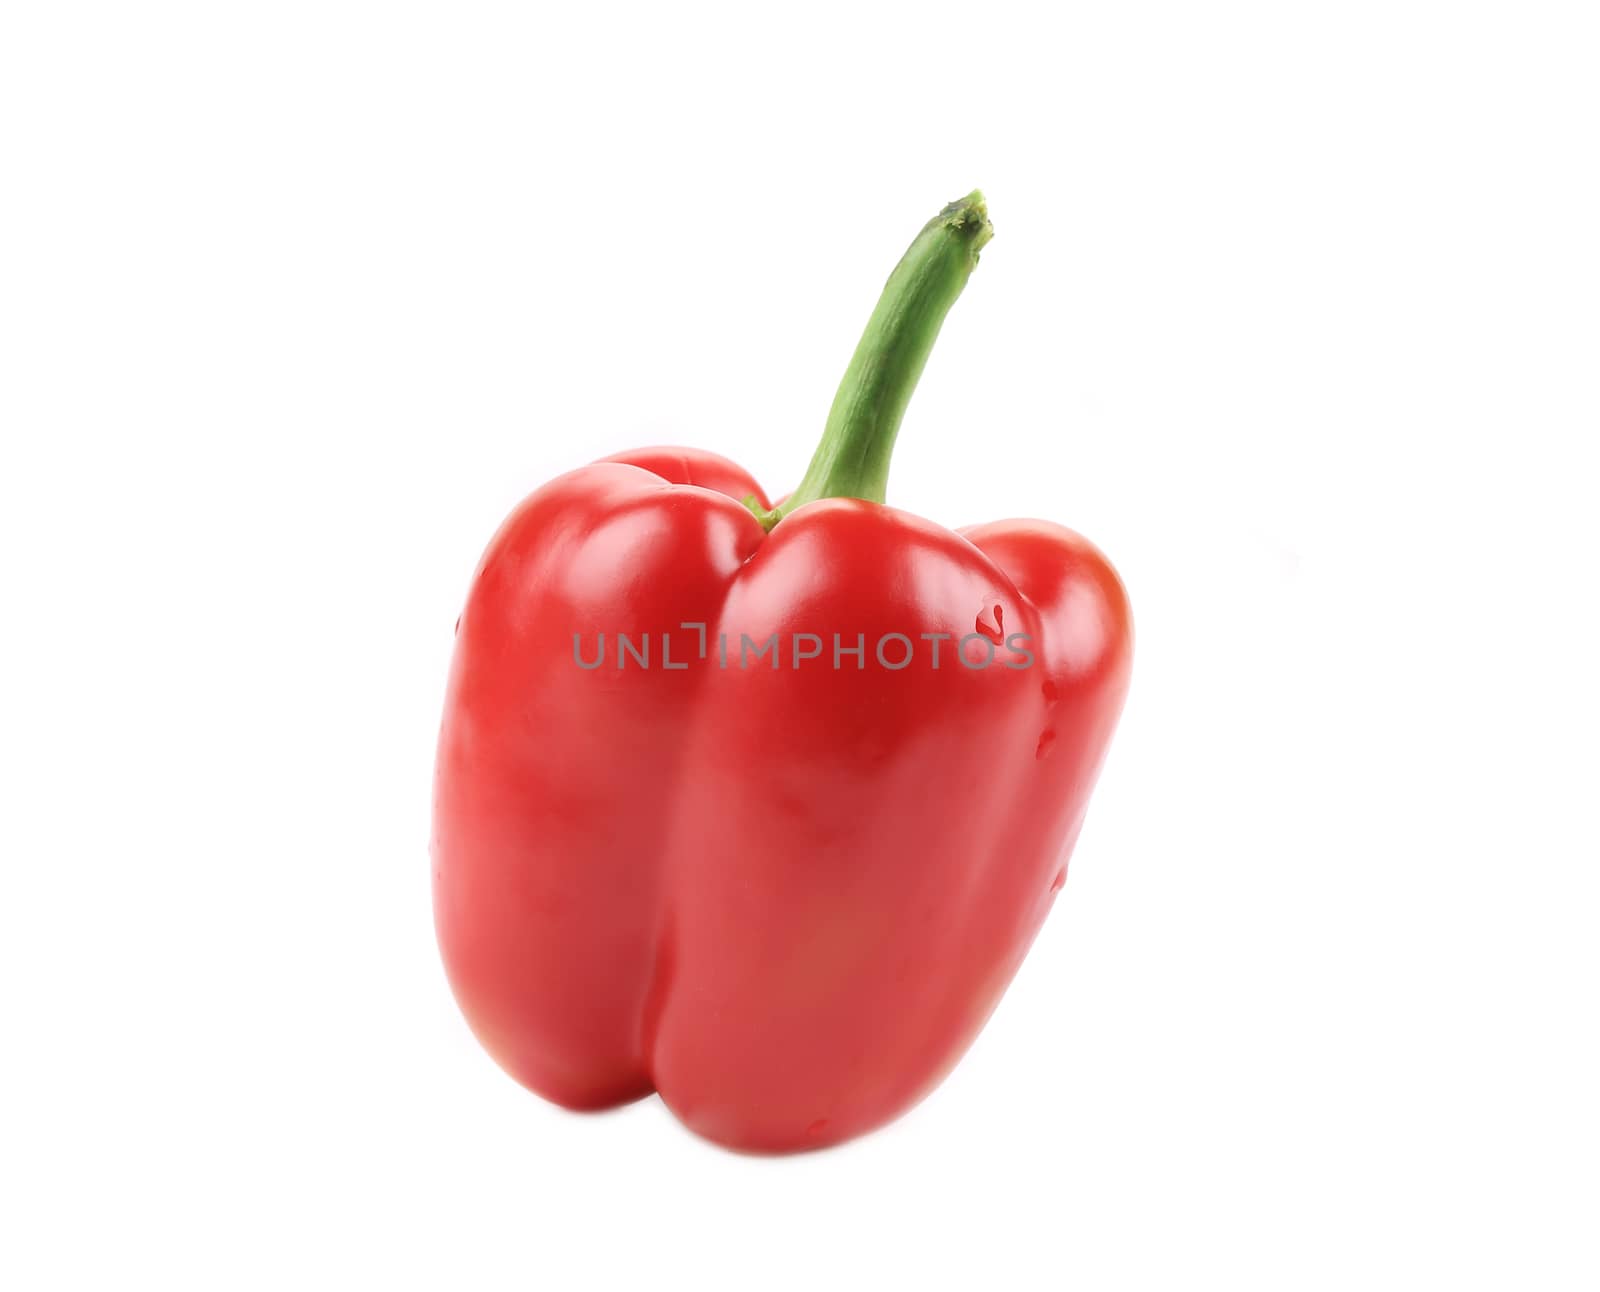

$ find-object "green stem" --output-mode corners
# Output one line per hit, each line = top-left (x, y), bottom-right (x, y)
(756, 190), (992, 530)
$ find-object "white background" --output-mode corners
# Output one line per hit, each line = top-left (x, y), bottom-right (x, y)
(3, 3), (1597, 1288)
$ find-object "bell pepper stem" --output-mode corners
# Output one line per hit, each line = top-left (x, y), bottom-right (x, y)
(754, 190), (993, 530)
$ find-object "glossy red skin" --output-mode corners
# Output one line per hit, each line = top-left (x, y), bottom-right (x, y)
(433, 446), (1132, 1152)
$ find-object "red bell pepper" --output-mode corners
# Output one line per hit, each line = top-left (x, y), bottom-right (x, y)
(433, 192), (1132, 1152)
